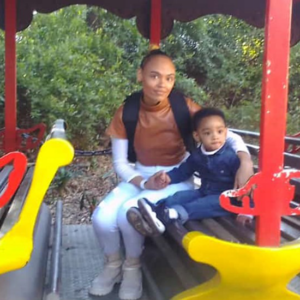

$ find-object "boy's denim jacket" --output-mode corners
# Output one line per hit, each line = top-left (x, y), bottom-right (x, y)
(167, 141), (240, 195)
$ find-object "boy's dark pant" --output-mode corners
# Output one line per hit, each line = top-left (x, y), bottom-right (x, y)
(160, 189), (236, 223)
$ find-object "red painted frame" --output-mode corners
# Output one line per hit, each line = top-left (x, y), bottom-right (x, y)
(220, 0), (300, 247)
(150, 0), (161, 48)
(5, 0), (17, 153)
(3, 0), (46, 154)
(256, 0), (293, 246)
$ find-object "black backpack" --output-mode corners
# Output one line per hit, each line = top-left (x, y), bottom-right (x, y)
(122, 90), (195, 162)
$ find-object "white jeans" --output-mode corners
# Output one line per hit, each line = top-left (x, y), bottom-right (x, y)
(92, 161), (193, 258)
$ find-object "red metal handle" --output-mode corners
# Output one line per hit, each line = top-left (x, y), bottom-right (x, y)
(220, 174), (259, 215)
(0, 152), (27, 207)
(16, 123), (46, 150)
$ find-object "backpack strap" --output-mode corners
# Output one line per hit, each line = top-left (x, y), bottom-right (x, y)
(169, 90), (194, 153)
(122, 91), (141, 162)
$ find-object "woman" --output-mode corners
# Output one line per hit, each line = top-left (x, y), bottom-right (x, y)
(89, 49), (253, 300)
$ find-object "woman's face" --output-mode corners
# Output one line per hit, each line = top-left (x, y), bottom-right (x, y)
(138, 55), (176, 106)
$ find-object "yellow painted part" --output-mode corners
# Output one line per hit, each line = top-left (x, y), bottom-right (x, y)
(149, 44), (160, 50)
(172, 231), (300, 300)
(0, 138), (74, 274)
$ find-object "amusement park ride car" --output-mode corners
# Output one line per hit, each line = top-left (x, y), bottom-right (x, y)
(1, 0), (300, 299)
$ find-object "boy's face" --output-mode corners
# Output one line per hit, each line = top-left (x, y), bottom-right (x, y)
(193, 116), (227, 151)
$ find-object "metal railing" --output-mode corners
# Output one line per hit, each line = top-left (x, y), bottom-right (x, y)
(230, 128), (300, 147)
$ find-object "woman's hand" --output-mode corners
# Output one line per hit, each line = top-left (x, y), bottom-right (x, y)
(235, 152), (254, 189)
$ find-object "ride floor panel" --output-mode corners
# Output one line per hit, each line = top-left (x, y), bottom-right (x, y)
(61, 225), (300, 300)
(61, 225), (150, 300)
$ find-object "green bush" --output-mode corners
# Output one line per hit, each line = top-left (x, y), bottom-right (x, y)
(0, 7), (300, 149)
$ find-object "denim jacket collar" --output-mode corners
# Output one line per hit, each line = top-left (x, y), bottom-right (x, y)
(199, 141), (230, 156)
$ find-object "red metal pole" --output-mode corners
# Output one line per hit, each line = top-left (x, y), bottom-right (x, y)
(256, 0), (293, 246)
(150, 0), (161, 49)
(4, 0), (17, 153)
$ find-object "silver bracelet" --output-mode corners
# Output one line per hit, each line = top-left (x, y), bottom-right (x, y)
(139, 179), (147, 190)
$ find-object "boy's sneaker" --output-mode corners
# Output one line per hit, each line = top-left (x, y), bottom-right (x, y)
(138, 198), (178, 235)
(127, 207), (158, 236)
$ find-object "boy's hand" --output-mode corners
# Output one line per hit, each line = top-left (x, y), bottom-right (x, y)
(158, 171), (171, 186)
(145, 171), (170, 190)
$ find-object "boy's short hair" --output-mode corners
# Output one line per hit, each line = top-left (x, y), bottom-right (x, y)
(192, 108), (226, 131)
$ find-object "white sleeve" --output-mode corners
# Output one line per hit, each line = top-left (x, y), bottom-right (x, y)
(226, 130), (250, 154)
(112, 138), (142, 182)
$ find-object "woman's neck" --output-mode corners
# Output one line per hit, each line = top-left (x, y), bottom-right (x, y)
(140, 95), (169, 112)
(142, 95), (167, 106)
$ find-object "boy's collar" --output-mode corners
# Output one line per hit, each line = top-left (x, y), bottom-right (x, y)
(200, 142), (228, 155)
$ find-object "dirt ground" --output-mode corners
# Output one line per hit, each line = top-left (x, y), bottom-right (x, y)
(45, 154), (116, 224)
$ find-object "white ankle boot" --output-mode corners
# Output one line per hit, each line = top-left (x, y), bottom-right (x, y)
(119, 258), (143, 300)
(89, 253), (122, 296)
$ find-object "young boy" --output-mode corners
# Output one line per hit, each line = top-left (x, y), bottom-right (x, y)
(126, 107), (252, 236)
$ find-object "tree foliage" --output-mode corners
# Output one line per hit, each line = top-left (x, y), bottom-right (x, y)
(0, 5), (299, 148)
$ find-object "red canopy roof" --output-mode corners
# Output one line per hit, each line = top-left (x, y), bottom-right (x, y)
(1, 0), (300, 44)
